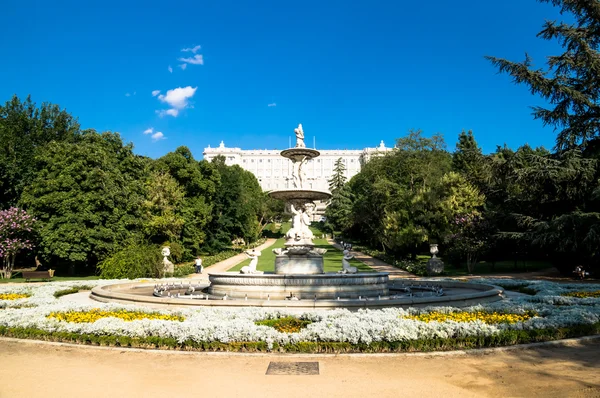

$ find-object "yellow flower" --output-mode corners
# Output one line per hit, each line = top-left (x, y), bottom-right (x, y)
(47, 309), (184, 323)
(405, 310), (535, 324)
(561, 290), (600, 299)
(0, 293), (30, 300)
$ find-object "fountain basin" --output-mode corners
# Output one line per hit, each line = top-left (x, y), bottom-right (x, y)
(207, 272), (389, 299)
(90, 279), (504, 310)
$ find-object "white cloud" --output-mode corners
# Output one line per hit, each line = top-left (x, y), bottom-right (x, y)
(152, 90), (161, 97)
(181, 45), (201, 53)
(152, 132), (165, 141)
(267, 103), (276, 107)
(179, 63), (187, 70)
(168, 65), (173, 73)
(178, 54), (204, 65)
(157, 86), (197, 110)
(143, 128), (153, 134)
(125, 93), (131, 97)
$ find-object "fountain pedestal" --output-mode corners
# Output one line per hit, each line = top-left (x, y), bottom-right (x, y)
(274, 253), (324, 274)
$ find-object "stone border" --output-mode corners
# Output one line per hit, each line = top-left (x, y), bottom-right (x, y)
(90, 279), (504, 309)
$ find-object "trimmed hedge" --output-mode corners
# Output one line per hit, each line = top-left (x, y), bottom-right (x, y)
(1, 323), (598, 353)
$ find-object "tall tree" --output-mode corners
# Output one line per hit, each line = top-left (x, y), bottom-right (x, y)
(19, 130), (146, 273)
(452, 130), (490, 192)
(0, 95), (80, 207)
(328, 158), (347, 194)
(486, 0), (600, 151)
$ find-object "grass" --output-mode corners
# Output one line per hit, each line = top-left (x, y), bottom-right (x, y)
(439, 259), (554, 277)
(228, 223), (372, 273)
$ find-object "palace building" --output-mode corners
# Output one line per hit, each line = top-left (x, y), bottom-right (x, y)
(202, 140), (393, 192)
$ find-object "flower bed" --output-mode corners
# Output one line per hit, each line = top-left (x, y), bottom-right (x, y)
(0, 279), (599, 352)
(0, 293), (30, 300)
(47, 309), (184, 323)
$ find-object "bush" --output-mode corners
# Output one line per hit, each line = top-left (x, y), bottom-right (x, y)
(97, 243), (163, 279)
(173, 264), (194, 277)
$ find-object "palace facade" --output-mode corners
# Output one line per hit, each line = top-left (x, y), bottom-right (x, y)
(202, 140), (393, 192)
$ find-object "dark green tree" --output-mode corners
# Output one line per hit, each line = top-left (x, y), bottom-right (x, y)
(19, 130), (146, 273)
(486, 0), (600, 151)
(0, 95), (81, 207)
(328, 158), (347, 194)
(452, 130), (490, 192)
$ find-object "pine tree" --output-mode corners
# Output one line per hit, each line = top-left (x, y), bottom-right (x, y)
(452, 130), (489, 191)
(328, 158), (347, 194)
(486, 0), (600, 151)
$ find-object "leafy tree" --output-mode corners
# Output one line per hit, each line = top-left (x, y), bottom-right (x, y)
(19, 130), (146, 273)
(0, 207), (36, 279)
(142, 171), (185, 242)
(445, 213), (492, 273)
(486, 0), (600, 151)
(0, 95), (80, 207)
(154, 147), (217, 258)
(204, 157), (264, 252)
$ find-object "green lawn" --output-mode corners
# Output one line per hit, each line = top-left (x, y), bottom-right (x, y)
(228, 237), (372, 273)
(440, 259), (553, 276)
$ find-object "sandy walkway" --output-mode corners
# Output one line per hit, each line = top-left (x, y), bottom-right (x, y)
(0, 337), (598, 397)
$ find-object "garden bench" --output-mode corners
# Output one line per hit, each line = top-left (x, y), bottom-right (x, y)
(22, 270), (54, 282)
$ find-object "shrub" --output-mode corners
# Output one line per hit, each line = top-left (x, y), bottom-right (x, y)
(162, 241), (184, 263)
(255, 316), (312, 333)
(97, 243), (163, 279)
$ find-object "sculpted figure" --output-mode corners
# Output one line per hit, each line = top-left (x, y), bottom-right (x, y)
(339, 249), (357, 274)
(161, 247), (174, 274)
(241, 249), (263, 274)
(294, 124), (305, 148)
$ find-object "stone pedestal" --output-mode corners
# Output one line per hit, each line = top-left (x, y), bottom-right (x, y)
(274, 254), (324, 275)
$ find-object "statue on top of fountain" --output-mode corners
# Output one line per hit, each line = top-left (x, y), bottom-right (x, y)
(294, 124), (305, 148)
(285, 204), (314, 242)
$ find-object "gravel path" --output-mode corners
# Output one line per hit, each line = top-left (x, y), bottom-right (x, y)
(1, 337), (598, 397)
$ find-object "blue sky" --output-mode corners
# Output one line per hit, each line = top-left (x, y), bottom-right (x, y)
(1, 0), (565, 158)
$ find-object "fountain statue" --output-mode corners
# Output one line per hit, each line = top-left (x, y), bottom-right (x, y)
(240, 249), (263, 274)
(162, 247), (174, 274)
(339, 250), (358, 274)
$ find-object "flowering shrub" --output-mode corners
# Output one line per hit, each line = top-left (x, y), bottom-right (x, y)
(0, 207), (36, 279)
(0, 293), (31, 300)
(48, 309), (184, 323)
(561, 290), (600, 299)
(405, 310), (536, 324)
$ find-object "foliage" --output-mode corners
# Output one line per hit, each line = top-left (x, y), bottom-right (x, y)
(0, 95), (81, 208)
(53, 286), (94, 298)
(444, 213), (491, 273)
(48, 309), (184, 323)
(328, 158), (347, 194)
(204, 157), (264, 252)
(142, 171), (185, 242)
(486, 0), (600, 151)
(255, 316), (312, 333)
(19, 131), (147, 273)
(0, 207), (36, 279)
(97, 242), (163, 279)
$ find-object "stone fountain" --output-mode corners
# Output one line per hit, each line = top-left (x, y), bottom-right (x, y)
(206, 124), (390, 299)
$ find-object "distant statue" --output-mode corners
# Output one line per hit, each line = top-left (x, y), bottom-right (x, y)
(294, 124), (305, 148)
(162, 247), (174, 274)
(241, 249), (263, 274)
(286, 204), (314, 242)
(339, 249), (357, 274)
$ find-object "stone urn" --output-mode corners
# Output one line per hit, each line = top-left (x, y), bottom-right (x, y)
(426, 244), (444, 276)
